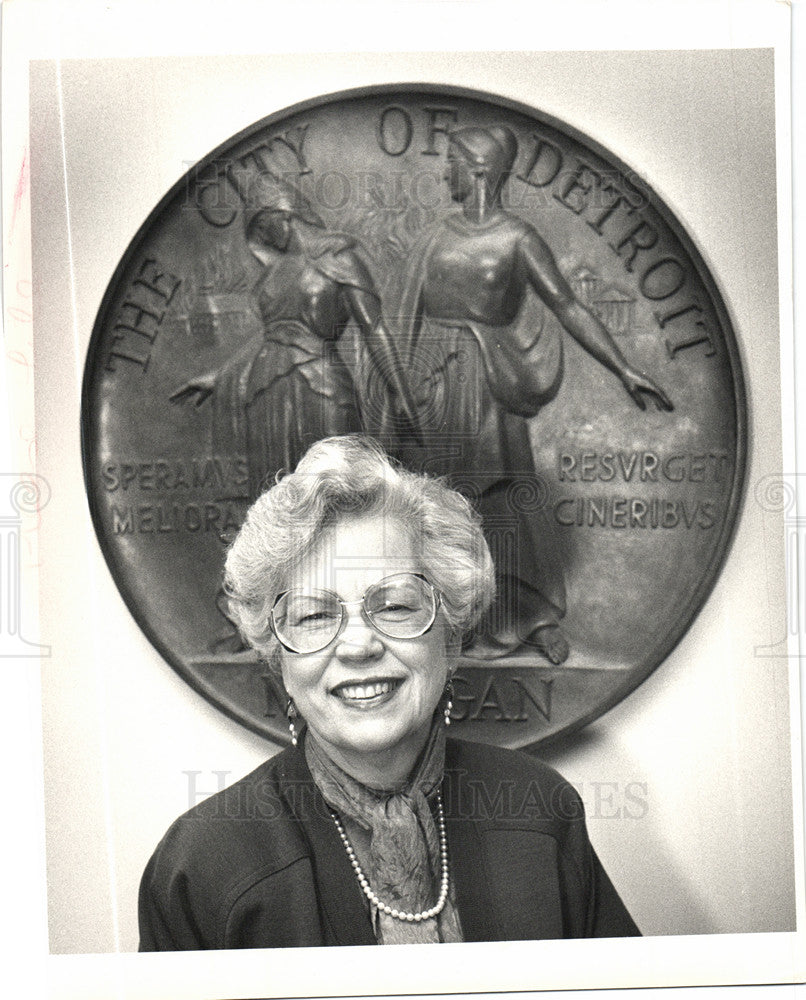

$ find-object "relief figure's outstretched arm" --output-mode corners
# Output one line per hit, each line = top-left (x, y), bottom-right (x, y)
(520, 230), (673, 411)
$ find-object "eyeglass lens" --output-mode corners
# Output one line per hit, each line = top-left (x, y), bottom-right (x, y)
(272, 573), (437, 652)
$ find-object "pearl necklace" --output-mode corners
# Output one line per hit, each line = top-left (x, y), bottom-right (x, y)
(329, 791), (450, 923)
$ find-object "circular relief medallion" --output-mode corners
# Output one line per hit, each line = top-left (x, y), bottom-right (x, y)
(82, 85), (746, 750)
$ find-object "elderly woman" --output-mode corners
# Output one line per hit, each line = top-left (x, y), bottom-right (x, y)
(139, 436), (639, 948)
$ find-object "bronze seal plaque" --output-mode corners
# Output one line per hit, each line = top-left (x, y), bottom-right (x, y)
(81, 86), (746, 750)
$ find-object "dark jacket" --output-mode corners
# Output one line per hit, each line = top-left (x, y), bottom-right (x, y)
(139, 738), (639, 949)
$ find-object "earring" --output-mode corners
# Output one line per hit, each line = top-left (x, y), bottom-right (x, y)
(286, 698), (299, 747)
(443, 679), (454, 727)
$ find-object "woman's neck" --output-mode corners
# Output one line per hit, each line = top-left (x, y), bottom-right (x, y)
(308, 723), (432, 792)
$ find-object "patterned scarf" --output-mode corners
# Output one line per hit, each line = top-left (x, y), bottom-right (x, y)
(305, 717), (462, 944)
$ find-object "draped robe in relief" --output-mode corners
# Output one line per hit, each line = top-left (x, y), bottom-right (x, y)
(388, 212), (568, 643)
(211, 235), (377, 501)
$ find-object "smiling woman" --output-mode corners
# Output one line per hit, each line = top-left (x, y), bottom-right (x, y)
(138, 436), (640, 948)
(272, 543), (449, 790)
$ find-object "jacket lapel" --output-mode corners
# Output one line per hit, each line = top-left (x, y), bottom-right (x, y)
(444, 740), (501, 941)
(445, 800), (500, 940)
(444, 740), (564, 942)
(277, 748), (376, 947)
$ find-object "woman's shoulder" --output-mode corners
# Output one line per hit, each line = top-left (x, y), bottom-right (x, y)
(139, 747), (319, 950)
(147, 746), (310, 873)
(445, 737), (579, 796)
(177, 745), (292, 813)
(444, 738), (585, 831)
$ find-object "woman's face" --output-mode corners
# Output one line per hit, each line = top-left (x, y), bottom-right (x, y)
(279, 513), (452, 779)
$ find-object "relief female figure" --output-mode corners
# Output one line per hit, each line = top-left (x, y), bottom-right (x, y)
(394, 126), (672, 662)
(173, 173), (419, 500)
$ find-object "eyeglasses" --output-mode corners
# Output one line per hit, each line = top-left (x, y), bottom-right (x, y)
(270, 572), (441, 654)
